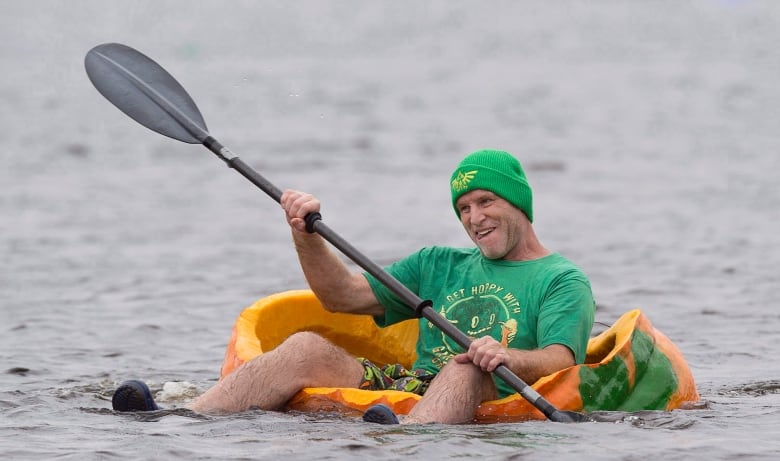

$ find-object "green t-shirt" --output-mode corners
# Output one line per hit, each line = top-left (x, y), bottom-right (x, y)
(364, 247), (595, 398)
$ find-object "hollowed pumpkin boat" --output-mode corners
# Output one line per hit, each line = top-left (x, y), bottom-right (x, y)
(220, 290), (699, 422)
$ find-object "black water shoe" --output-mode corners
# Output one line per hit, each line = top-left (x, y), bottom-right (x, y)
(362, 404), (399, 425)
(112, 380), (160, 412)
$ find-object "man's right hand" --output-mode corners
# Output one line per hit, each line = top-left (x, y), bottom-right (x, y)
(281, 189), (321, 233)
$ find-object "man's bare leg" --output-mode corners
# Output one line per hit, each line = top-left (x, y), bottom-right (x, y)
(403, 360), (497, 424)
(189, 331), (364, 413)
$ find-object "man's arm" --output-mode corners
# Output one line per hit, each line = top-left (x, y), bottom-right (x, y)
(454, 338), (574, 384)
(281, 189), (384, 316)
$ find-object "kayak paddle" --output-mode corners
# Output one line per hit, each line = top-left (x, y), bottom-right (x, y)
(84, 42), (590, 423)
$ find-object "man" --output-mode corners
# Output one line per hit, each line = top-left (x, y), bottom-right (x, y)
(112, 149), (595, 424)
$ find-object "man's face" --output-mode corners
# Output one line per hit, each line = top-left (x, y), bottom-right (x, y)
(455, 189), (528, 260)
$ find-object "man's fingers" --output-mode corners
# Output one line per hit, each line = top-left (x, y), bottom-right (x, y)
(467, 337), (508, 372)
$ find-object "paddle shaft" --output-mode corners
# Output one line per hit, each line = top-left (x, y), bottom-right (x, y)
(204, 136), (283, 201)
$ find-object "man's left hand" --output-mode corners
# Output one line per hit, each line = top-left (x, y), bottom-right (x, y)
(453, 336), (509, 373)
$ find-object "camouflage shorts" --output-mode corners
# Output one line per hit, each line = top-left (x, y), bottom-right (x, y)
(357, 358), (436, 395)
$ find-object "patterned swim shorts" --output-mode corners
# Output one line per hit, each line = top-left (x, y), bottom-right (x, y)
(357, 357), (436, 395)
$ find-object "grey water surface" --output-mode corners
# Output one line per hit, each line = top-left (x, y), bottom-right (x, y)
(2, 1), (779, 459)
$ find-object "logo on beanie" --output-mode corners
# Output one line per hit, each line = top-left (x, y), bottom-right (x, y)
(451, 170), (478, 193)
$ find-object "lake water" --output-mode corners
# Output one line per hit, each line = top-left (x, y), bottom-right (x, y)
(2, 1), (779, 459)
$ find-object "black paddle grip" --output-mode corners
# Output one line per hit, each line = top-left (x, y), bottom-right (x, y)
(414, 299), (433, 318)
(304, 212), (322, 233)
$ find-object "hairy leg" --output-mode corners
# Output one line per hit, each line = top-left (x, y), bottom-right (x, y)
(189, 331), (364, 414)
(405, 360), (497, 424)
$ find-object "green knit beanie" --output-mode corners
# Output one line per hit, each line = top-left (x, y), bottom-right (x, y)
(450, 149), (533, 222)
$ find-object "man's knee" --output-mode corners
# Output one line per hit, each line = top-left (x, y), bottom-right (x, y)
(283, 331), (330, 350)
(279, 332), (352, 365)
(437, 360), (498, 401)
(437, 360), (475, 380)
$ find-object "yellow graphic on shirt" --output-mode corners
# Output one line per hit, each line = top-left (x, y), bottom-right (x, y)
(430, 285), (522, 367)
(500, 319), (518, 346)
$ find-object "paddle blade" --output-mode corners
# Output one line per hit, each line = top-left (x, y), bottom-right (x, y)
(85, 43), (208, 144)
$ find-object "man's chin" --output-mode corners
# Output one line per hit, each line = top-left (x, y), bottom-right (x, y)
(476, 247), (505, 260)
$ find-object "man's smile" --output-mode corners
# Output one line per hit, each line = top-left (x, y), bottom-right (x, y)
(475, 228), (495, 240)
